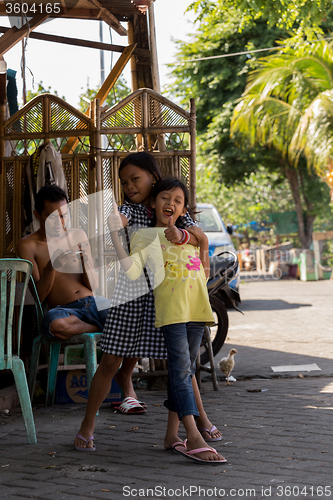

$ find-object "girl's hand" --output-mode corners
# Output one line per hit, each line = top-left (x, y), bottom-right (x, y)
(108, 202), (123, 233)
(164, 216), (183, 243)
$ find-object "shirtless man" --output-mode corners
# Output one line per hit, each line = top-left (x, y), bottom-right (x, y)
(17, 185), (152, 408)
(16, 185), (108, 340)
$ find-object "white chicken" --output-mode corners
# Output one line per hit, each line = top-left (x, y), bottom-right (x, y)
(218, 348), (238, 385)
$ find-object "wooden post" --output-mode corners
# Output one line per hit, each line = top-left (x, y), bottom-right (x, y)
(127, 21), (139, 91)
(0, 56), (6, 257)
(0, 56), (7, 174)
(94, 98), (106, 297)
(148, 1), (161, 93)
(189, 98), (196, 205)
(13, 157), (21, 253)
(42, 95), (50, 146)
(142, 90), (149, 150)
(88, 103), (97, 259)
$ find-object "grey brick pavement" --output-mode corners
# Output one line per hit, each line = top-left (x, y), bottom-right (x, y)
(1, 278), (332, 500)
(1, 377), (333, 500)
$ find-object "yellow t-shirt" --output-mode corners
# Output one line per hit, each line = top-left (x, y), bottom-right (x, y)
(125, 227), (214, 328)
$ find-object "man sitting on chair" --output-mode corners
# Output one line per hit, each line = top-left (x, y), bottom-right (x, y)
(17, 185), (108, 341)
(17, 184), (144, 403)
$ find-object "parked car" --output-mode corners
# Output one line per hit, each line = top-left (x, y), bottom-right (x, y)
(197, 203), (240, 293)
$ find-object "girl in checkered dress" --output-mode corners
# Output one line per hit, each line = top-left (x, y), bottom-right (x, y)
(74, 153), (222, 451)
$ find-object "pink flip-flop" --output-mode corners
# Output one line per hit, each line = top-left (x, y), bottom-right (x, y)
(174, 439), (227, 465)
(198, 425), (222, 442)
(165, 441), (186, 451)
(74, 433), (95, 452)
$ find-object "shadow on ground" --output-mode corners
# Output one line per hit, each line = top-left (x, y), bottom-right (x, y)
(212, 343), (333, 382)
(240, 299), (312, 311)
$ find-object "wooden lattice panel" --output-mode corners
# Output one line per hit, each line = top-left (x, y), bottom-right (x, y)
(6, 100), (43, 135)
(78, 159), (89, 232)
(62, 160), (72, 202)
(51, 101), (90, 132)
(102, 95), (142, 129)
(104, 133), (137, 152)
(180, 156), (190, 184)
(148, 94), (189, 127)
(102, 157), (114, 250)
(0, 91), (195, 258)
(5, 162), (14, 252)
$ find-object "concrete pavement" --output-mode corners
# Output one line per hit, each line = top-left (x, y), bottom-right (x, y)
(1, 277), (333, 500)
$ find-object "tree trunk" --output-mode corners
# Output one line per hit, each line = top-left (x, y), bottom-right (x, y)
(299, 170), (316, 248)
(284, 165), (310, 248)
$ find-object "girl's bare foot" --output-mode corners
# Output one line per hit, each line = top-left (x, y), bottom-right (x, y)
(196, 415), (222, 441)
(74, 420), (95, 450)
(185, 433), (224, 462)
(164, 433), (184, 450)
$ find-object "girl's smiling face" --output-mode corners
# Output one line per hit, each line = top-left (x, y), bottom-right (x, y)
(152, 187), (187, 227)
(120, 164), (156, 206)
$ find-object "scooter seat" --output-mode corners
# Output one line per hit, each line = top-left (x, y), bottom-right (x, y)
(209, 253), (235, 280)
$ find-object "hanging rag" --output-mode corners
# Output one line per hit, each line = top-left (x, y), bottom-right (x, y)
(24, 142), (68, 234)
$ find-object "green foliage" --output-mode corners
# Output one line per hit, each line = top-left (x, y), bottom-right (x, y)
(168, 10), (289, 185)
(77, 75), (130, 112)
(322, 239), (333, 267)
(188, 0), (333, 31)
(77, 76), (132, 152)
(169, 13), (287, 132)
(196, 161), (332, 246)
(169, 2), (333, 245)
(232, 39), (333, 177)
(26, 82), (65, 102)
(196, 162), (295, 228)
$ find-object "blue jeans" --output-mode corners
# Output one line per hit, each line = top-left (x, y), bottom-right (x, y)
(162, 322), (205, 420)
(42, 296), (110, 339)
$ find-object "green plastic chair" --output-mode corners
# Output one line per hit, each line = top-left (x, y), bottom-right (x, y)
(0, 258), (37, 444)
(27, 278), (103, 406)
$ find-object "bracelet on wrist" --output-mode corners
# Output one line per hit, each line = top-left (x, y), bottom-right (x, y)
(179, 229), (186, 243)
(182, 230), (190, 245)
(175, 229), (189, 245)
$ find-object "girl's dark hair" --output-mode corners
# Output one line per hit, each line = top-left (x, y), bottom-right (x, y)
(119, 152), (162, 181)
(35, 185), (68, 214)
(151, 177), (197, 226)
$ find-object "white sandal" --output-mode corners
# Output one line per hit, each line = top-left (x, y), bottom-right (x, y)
(116, 397), (147, 414)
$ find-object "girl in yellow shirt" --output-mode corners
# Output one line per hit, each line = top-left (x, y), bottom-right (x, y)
(109, 177), (227, 465)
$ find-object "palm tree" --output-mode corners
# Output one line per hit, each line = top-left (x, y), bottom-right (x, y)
(231, 39), (333, 247)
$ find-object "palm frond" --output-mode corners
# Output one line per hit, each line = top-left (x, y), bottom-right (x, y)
(290, 89), (333, 176)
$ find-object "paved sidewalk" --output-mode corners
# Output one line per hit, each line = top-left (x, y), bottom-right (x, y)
(1, 278), (333, 500)
(218, 276), (333, 380)
(1, 377), (333, 500)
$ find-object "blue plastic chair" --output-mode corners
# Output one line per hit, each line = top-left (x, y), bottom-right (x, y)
(0, 258), (37, 443)
(27, 277), (103, 406)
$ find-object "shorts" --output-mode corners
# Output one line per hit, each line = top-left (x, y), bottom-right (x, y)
(42, 296), (110, 339)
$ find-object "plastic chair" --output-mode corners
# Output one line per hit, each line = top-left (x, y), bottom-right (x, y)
(27, 277), (103, 406)
(0, 258), (37, 443)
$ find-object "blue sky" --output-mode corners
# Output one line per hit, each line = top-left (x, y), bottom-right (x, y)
(2, 1), (196, 107)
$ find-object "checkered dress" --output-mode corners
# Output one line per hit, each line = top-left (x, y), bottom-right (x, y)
(100, 201), (196, 358)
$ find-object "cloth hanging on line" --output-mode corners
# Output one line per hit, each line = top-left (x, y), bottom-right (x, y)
(24, 142), (68, 234)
